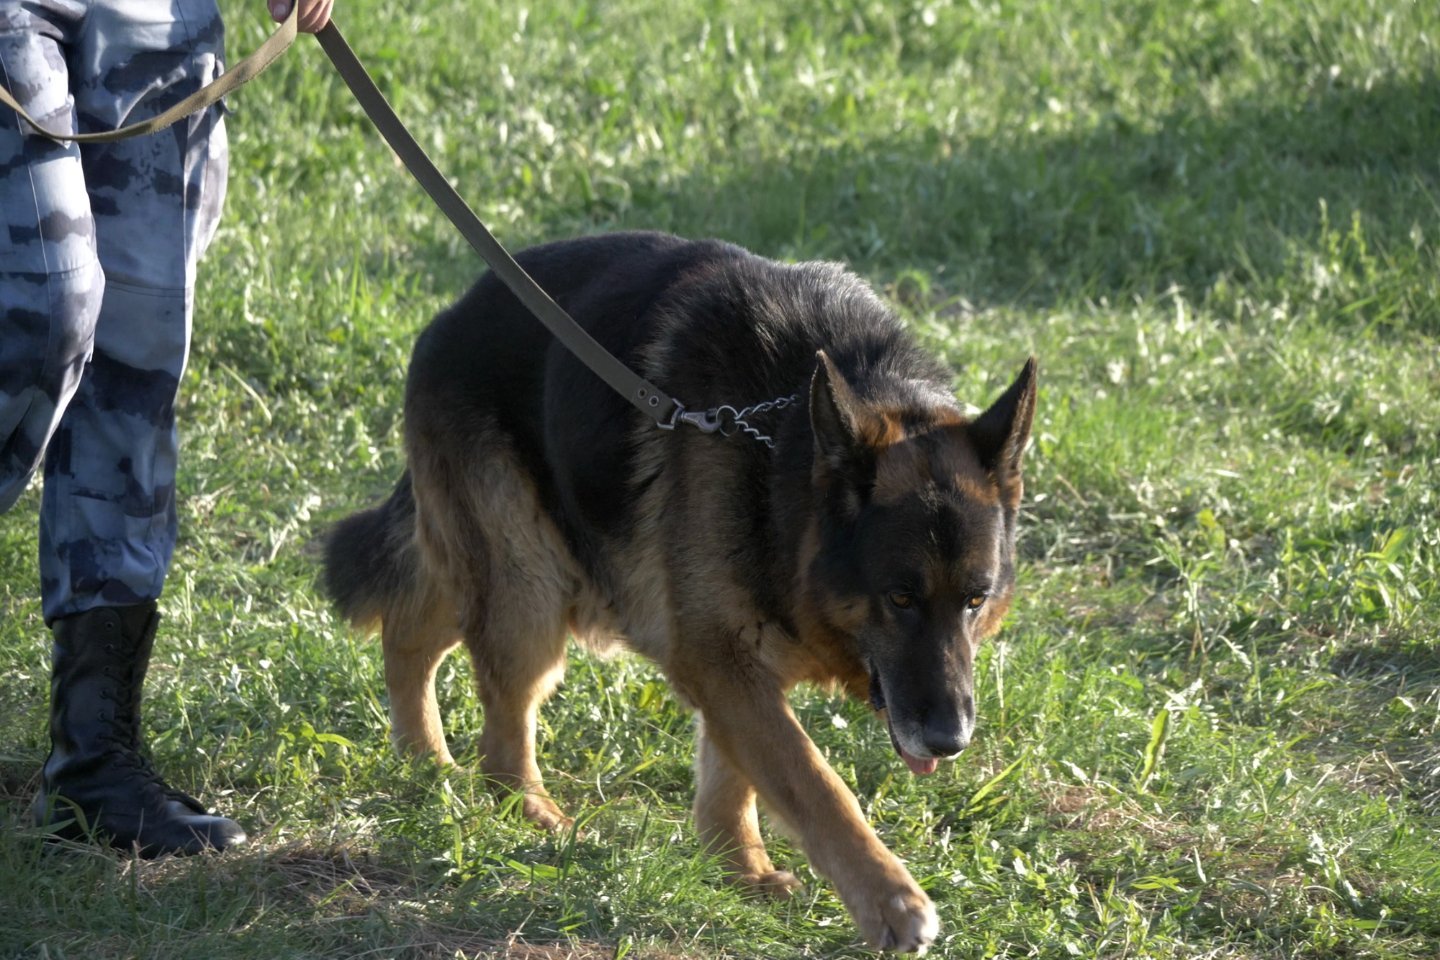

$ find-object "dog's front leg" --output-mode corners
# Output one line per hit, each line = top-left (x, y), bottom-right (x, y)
(694, 717), (804, 898)
(678, 668), (938, 953)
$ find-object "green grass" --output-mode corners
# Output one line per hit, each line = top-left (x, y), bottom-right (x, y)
(4, 0), (1439, 956)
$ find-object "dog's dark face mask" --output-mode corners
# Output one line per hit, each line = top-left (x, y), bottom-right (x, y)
(809, 353), (1037, 775)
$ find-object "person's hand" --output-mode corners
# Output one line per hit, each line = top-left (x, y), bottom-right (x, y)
(268, 0), (334, 34)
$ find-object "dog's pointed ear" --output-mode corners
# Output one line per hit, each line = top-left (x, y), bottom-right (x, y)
(810, 351), (874, 501)
(969, 357), (1037, 484)
(811, 351), (861, 466)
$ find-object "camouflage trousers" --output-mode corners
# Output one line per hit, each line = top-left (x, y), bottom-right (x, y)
(0, 0), (227, 623)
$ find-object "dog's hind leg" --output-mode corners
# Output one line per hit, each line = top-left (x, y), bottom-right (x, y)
(408, 420), (573, 831)
(447, 459), (575, 833)
(694, 717), (803, 898)
(461, 588), (570, 832)
(381, 586), (461, 765)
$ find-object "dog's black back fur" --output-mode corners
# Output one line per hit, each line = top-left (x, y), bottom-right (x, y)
(405, 232), (956, 615)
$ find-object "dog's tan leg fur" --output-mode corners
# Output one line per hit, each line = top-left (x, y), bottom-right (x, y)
(693, 718), (802, 898)
(675, 656), (938, 953)
(463, 602), (570, 832)
(381, 597), (460, 765)
(408, 430), (575, 832)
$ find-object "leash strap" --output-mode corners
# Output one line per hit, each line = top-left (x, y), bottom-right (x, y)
(314, 24), (682, 427)
(0, 7), (682, 426)
(0, 4), (298, 144)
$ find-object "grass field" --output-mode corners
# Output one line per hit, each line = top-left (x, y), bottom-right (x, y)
(3, 0), (1439, 956)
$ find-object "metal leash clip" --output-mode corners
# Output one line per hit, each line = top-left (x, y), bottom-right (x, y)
(660, 395), (799, 449)
(661, 403), (724, 434)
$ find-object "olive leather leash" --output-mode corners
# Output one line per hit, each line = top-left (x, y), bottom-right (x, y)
(311, 24), (682, 426)
(0, 4), (299, 144)
(0, 8), (684, 427)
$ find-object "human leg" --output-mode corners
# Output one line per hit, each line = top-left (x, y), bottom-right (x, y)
(0, 2), (103, 514)
(39, 0), (229, 621)
(22, 0), (244, 855)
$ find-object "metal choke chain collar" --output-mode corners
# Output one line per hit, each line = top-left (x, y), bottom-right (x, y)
(664, 394), (800, 449)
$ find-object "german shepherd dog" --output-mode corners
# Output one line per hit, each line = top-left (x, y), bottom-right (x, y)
(324, 232), (1036, 952)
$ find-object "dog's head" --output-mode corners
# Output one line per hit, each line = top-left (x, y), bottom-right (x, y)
(807, 352), (1037, 775)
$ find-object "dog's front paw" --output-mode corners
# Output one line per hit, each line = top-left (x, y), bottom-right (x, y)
(522, 794), (573, 833)
(733, 868), (804, 900)
(851, 881), (939, 954)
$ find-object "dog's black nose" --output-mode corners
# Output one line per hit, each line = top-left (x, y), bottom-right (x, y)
(921, 715), (971, 758)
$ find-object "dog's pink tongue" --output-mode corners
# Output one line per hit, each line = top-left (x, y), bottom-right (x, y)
(901, 749), (939, 776)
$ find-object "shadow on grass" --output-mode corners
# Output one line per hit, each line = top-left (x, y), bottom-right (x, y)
(401, 71), (1440, 335)
(1329, 633), (1440, 814)
(672, 73), (1437, 317)
(0, 837), (681, 960)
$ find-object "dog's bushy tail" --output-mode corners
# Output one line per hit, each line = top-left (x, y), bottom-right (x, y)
(322, 471), (421, 631)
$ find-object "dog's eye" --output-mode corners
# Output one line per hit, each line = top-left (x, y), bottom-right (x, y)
(888, 592), (915, 610)
(966, 594), (987, 611)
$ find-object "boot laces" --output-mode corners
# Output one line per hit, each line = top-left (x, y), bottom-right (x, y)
(99, 659), (207, 812)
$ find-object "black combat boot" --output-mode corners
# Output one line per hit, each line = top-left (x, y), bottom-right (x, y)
(32, 602), (247, 857)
